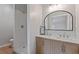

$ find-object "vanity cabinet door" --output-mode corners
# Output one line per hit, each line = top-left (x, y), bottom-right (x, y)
(44, 39), (63, 54)
(64, 42), (79, 54)
(36, 37), (44, 54)
(43, 39), (51, 54)
(51, 40), (63, 54)
(36, 37), (79, 54)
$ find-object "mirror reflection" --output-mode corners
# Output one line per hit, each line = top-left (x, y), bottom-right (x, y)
(44, 10), (73, 31)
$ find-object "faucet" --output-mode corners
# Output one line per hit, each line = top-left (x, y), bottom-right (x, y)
(58, 33), (65, 38)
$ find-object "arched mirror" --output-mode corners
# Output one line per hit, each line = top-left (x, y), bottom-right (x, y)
(40, 10), (73, 35)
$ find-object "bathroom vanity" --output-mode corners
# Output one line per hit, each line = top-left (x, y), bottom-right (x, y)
(36, 35), (79, 54)
(37, 8), (78, 54)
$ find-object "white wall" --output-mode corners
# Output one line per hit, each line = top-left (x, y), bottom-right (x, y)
(75, 4), (79, 39)
(27, 4), (42, 53)
(0, 5), (14, 45)
(14, 5), (27, 54)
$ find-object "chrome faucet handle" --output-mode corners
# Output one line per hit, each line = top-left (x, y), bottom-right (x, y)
(66, 35), (69, 38)
(63, 34), (65, 38)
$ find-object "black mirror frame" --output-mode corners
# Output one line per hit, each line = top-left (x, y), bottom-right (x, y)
(42, 10), (73, 35)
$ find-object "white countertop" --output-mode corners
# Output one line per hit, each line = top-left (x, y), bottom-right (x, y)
(36, 35), (79, 45)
